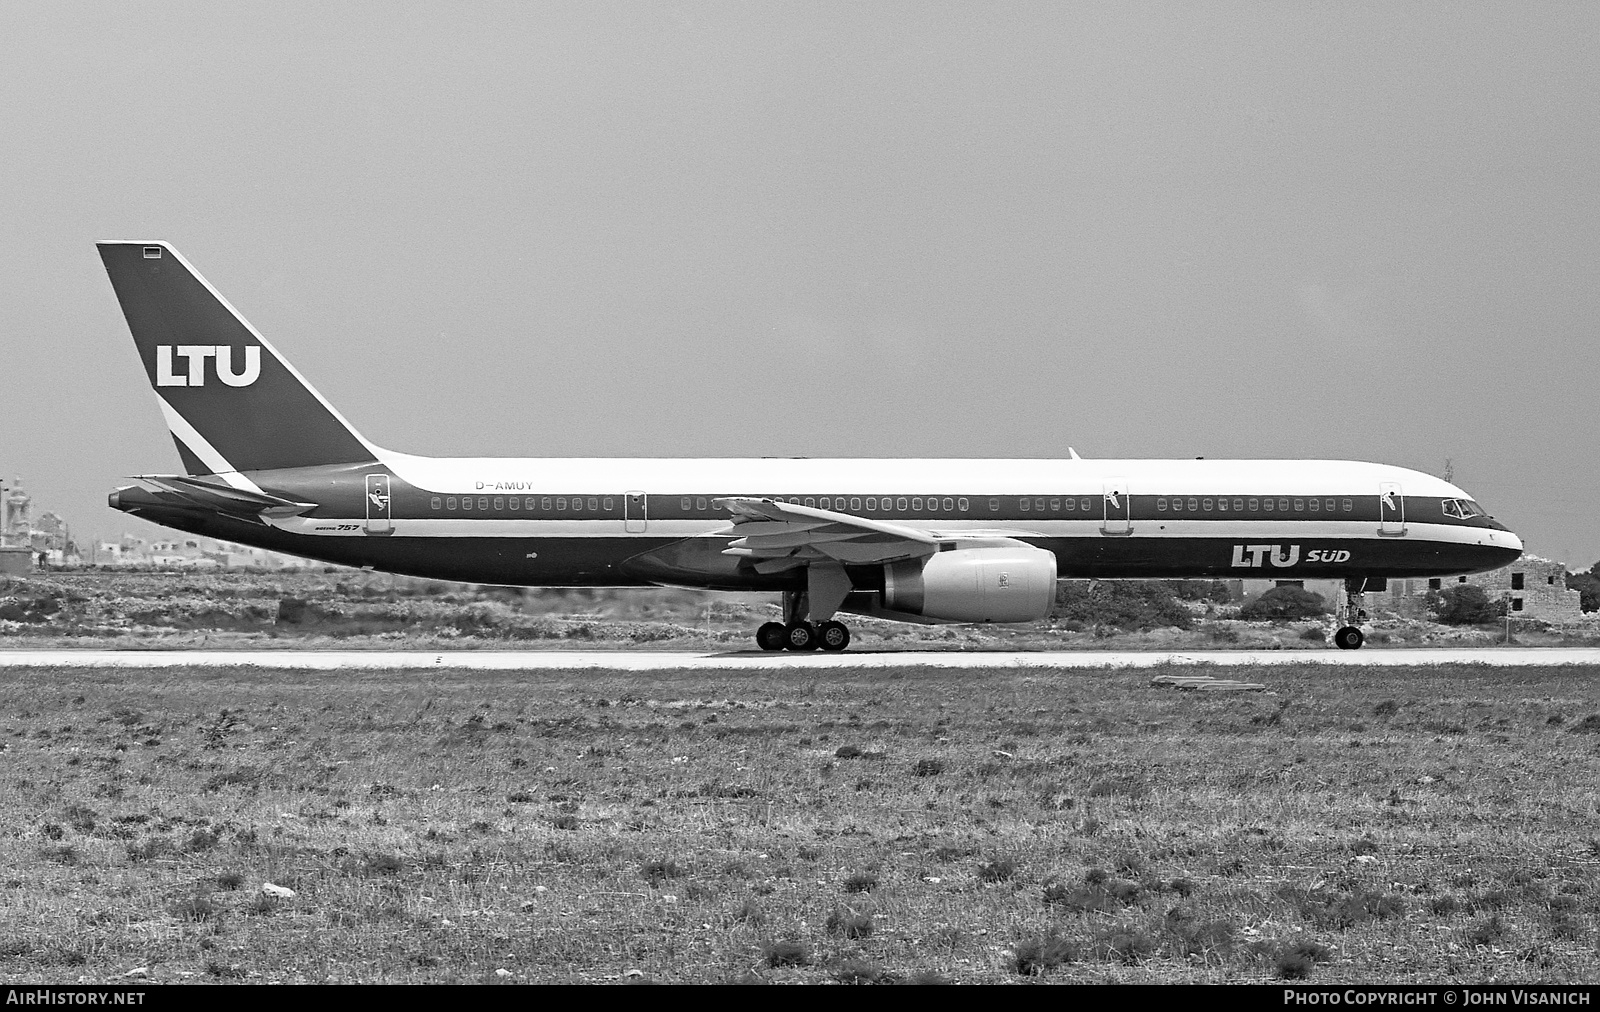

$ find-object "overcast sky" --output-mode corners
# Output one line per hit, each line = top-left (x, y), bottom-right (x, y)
(3, 2), (1597, 566)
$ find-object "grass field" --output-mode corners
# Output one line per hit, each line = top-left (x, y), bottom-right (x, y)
(1, 660), (1598, 983)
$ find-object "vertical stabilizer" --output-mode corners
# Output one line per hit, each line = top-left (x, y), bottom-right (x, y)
(97, 241), (377, 475)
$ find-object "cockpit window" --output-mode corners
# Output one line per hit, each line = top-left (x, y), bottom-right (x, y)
(1443, 498), (1487, 519)
(1442, 500), (1463, 519)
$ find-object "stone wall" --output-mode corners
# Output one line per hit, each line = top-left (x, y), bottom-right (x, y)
(1428, 554), (1584, 620)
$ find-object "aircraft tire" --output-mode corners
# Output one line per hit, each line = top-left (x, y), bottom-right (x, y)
(1334, 626), (1365, 650)
(817, 620), (850, 652)
(756, 622), (787, 652)
(784, 621), (818, 651)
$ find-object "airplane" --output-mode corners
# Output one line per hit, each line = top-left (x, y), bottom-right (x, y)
(97, 241), (1524, 652)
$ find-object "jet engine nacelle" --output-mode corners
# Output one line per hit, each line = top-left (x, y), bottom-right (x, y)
(883, 545), (1058, 623)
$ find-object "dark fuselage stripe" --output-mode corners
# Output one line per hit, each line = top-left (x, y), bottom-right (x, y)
(376, 493), (1496, 529)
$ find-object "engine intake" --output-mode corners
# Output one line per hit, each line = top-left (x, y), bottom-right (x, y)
(883, 545), (1057, 623)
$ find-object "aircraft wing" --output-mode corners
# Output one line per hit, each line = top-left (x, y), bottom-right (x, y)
(123, 475), (318, 522)
(713, 496), (940, 573)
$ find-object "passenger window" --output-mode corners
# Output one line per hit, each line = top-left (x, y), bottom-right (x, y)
(1187, 498), (1199, 511)
(1263, 499), (1274, 512)
(1067, 498), (1077, 511)
(897, 497), (908, 511)
(1081, 498), (1091, 512)
(696, 498), (706, 511)
(588, 498), (599, 511)
(1248, 498), (1259, 511)
(1309, 499), (1319, 512)
(850, 498), (861, 511)
(1277, 498), (1289, 512)
(431, 497), (441, 510)
(681, 497), (691, 511)
(446, 497), (457, 510)
(493, 497), (503, 510)
(1234, 499), (1244, 511)
(556, 498), (566, 511)
(1049, 498), (1060, 511)
(1342, 499), (1353, 512)
(478, 497), (489, 510)
(1293, 499), (1303, 512)
(1034, 498), (1045, 512)
(989, 498), (1000, 511)
(509, 498), (519, 511)
(943, 497), (955, 512)
(957, 498), (968, 512)
(1218, 498), (1228, 512)
(1325, 499), (1334, 512)
(866, 498), (877, 511)
(526, 498), (536, 511)
(1020, 498), (1031, 512)
(1202, 498), (1213, 511)
(540, 497), (551, 511)
(1157, 499), (1167, 511)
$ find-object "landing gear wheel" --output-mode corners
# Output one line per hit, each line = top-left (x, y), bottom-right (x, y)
(817, 620), (850, 652)
(1334, 626), (1365, 651)
(784, 621), (818, 651)
(756, 622), (787, 652)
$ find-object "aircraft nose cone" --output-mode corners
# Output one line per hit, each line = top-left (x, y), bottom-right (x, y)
(107, 489), (121, 511)
(1477, 527), (1524, 568)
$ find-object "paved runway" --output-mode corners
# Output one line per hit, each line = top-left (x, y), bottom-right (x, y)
(0, 648), (1596, 670)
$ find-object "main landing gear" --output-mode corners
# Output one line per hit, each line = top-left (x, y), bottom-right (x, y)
(755, 587), (853, 652)
(1334, 577), (1369, 650)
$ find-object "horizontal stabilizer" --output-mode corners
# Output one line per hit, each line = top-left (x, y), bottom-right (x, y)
(116, 474), (317, 521)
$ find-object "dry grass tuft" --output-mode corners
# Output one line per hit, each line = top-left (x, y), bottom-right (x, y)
(978, 858), (1018, 883)
(762, 938), (810, 968)
(1012, 933), (1078, 976)
(825, 910), (873, 939)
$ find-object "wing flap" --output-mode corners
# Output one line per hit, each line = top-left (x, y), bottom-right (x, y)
(714, 496), (939, 567)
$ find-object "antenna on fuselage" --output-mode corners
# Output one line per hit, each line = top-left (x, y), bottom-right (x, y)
(1068, 447), (1082, 460)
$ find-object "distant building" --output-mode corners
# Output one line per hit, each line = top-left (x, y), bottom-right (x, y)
(101, 533), (322, 571)
(1425, 553), (1583, 620)
(1240, 553), (1587, 622)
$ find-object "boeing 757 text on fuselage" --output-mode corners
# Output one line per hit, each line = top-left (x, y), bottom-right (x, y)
(98, 242), (1523, 651)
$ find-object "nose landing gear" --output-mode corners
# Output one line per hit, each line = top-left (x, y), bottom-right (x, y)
(1334, 577), (1370, 650)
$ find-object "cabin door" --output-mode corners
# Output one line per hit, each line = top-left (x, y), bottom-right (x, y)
(364, 474), (393, 536)
(1378, 481), (1405, 536)
(1101, 477), (1132, 536)
(624, 491), (648, 533)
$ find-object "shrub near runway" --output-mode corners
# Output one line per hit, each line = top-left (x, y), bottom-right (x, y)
(0, 664), (1598, 983)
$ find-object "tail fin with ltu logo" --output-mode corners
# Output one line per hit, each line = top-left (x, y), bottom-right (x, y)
(97, 241), (378, 476)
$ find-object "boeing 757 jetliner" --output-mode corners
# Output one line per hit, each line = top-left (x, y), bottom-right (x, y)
(99, 242), (1523, 651)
